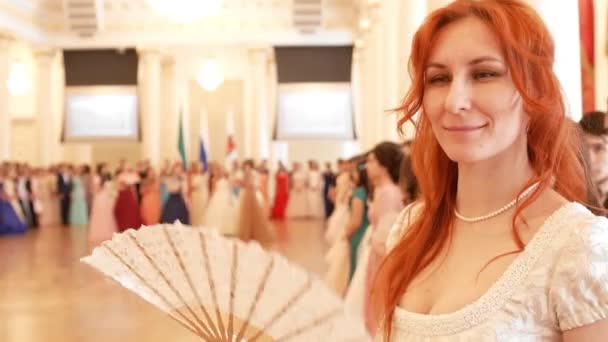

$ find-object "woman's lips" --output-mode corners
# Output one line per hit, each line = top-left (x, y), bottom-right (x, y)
(443, 124), (488, 132)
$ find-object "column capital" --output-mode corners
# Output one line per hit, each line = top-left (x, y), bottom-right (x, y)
(136, 47), (164, 62)
(34, 48), (57, 64)
(0, 32), (14, 47)
(248, 47), (272, 62)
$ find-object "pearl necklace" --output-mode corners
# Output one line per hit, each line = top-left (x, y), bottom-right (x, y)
(454, 181), (540, 223)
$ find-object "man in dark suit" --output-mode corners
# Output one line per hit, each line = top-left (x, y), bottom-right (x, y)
(57, 164), (73, 226)
(24, 166), (38, 228)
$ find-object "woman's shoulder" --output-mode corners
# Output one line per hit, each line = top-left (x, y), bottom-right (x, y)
(385, 201), (423, 251)
(548, 203), (608, 331)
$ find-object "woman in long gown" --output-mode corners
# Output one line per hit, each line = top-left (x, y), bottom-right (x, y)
(205, 166), (238, 235)
(189, 162), (208, 226)
(0, 180), (27, 235)
(258, 166), (270, 216)
(285, 162), (309, 219)
(322, 162), (336, 218)
(114, 168), (142, 232)
(88, 165), (118, 247)
(36, 169), (55, 227)
(161, 163), (189, 224)
(69, 167), (89, 226)
(140, 168), (161, 225)
(4, 168), (25, 224)
(271, 163), (289, 219)
(361, 142), (404, 331)
(325, 160), (354, 243)
(236, 159), (273, 245)
(307, 161), (326, 219)
(159, 160), (171, 209)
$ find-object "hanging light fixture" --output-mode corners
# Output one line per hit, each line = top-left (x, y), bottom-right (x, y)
(197, 58), (224, 92)
(147, 0), (222, 22)
(7, 61), (28, 96)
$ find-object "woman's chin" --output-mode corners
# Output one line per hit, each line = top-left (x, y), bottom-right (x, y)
(444, 149), (489, 164)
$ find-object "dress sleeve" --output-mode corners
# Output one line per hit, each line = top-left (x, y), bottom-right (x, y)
(352, 187), (367, 203)
(549, 216), (608, 331)
(385, 202), (419, 252)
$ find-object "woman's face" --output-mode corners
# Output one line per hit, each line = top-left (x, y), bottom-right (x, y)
(422, 17), (528, 164)
(365, 152), (384, 182)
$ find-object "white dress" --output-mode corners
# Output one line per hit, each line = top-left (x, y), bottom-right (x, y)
(325, 172), (353, 243)
(306, 170), (325, 219)
(204, 178), (238, 236)
(378, 202), (608, 341)
(286, 170), (309, 219)
(190, 173), (209, 226)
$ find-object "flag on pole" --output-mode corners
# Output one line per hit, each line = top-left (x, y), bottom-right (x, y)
(178, 108), (187, 168)
(199, 108), (210, 172)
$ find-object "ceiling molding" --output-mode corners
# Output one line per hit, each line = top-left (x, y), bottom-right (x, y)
(0, 0), (356, 49)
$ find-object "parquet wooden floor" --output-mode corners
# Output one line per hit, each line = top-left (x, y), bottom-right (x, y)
(0, 220), (328, 341)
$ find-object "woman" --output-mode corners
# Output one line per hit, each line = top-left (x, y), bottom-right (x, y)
(189, 162), (208, 226)
(285, 162), (309, 219)
(114, 168), (142, 232)
(306, 160), (326, 219)
(257, 163), (270, 216)
(0, 178), (27, 235)
(140, 168), (161, 225)
(161, 163), (189, 225)
(325, 163), (370, 297)
(205, 165), (237, 235)
(322, 161), (336, 218)
(343, 164), (370, 282)
(371, 1), (608, 341)
(236, 159), (273, 245)
(325, 160), (354, 244)
(88, 164), (117, 248)
(159, 160), (171, 208)
(271, 162), (289, 220)
(69, 166), (88, 226)
(361, 142), (405, 332)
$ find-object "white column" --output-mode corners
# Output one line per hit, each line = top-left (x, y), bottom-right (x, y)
(267, 52), (279, 167)
(361, 30), (377, 151)
(52, 51), (65, 163)
(399, 0), (427, 140)
(175, 57), (190, 163)
(138, 49), (162, 168)
(351, 50), (364, 146)
(243, 51), (255, 159)
(251, 48), (271, 160)
(381, 0), (406, 142)
(35, 49), (56, 167)
(526, 0), (582, 120)
(0, 38), (11, 161)
(372, 8), (385, 144)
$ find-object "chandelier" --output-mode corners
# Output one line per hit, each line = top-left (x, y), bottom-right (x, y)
(197, 58), (224, 92)
(147, 0), (222, 22)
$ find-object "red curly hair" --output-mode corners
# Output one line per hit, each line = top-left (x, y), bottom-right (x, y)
(370, 0), (589, 339)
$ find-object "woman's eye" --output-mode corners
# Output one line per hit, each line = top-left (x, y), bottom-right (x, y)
(473, 70), (498, 80)
(427, 75), (450, 84)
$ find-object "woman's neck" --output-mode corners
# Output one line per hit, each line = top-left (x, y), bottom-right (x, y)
(374, 174), (393, 188)
(456, 141), (534, 219)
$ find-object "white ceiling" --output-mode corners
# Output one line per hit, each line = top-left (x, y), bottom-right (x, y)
(0, 0), (359, 48)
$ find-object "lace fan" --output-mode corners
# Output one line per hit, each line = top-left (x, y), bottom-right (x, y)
(81, 223), (370, 341)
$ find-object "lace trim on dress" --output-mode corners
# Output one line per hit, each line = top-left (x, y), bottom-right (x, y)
(392, 202), (582, 336)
